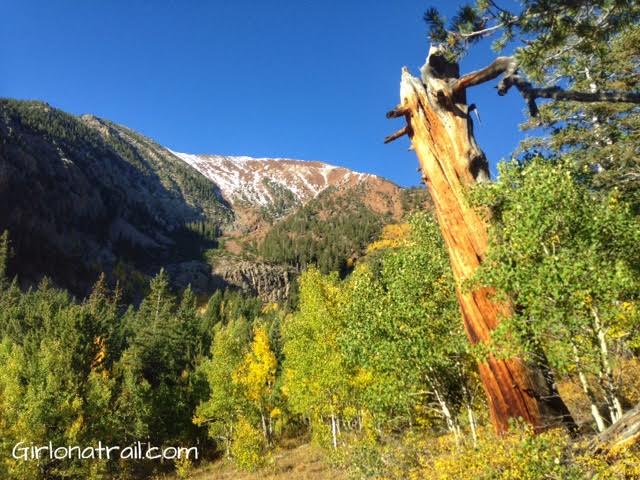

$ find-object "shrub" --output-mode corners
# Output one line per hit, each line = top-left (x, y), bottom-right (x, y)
(230, 417), (268, 471)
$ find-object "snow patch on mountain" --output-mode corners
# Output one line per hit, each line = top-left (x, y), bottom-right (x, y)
(168, 150), (375, 207)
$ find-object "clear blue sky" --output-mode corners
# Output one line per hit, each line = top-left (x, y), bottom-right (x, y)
(1, 1), (528, 186)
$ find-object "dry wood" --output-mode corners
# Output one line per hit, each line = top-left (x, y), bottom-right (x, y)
(452, 56), (517, 94)
(386, 47), (575, 433)
(595, 400), (640, 452)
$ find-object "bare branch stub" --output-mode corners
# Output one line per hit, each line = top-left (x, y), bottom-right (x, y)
(385, 96), (413, 143)
(385, 105), (410, 119)
(384, 125), (411, 144)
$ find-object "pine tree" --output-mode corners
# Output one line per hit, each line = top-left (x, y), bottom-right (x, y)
(0, 230), (10, 290)
(424, 1), (640, 204)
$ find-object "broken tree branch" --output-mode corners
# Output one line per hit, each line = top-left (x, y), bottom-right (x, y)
(451, 55), (640, 116)
(386, 54), (576, 433)
(453, 56), (517, 94)
(498, 74), (640, 116)
(386, 104), (410, 119)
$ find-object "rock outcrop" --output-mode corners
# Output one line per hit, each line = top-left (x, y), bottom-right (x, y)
(211, 256), (293, 303)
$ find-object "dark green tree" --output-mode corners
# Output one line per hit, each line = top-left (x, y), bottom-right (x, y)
(0, 230), (10, 290)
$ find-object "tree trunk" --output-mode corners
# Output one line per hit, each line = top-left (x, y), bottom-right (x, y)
(433, 384), (461, 444)
(467, 402), (478, 446)
(261, 411), (268, 442)
(461, 382), (479, 446)
(387, 46), (574, 434)
(330, 412), (338, 450)
(592, 307), (623, 424)
(573, 343), (607, 433)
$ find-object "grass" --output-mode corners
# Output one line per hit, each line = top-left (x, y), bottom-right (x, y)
(160, 443), (346, 480)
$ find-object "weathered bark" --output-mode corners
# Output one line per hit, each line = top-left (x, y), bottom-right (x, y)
(595, 400), (640, 452)
(386, 46), (574, 434)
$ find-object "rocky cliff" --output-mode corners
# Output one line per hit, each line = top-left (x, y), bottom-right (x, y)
(211, 256), (294, 303)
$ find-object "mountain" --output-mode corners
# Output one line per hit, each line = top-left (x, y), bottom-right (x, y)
(0, 98), (428, 301)
(170, 151), (376, 218)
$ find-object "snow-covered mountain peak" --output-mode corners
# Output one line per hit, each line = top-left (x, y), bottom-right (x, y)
(168, 150), (376, 208)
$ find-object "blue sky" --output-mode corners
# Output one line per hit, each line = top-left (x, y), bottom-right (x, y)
(1, 1), (528, 187)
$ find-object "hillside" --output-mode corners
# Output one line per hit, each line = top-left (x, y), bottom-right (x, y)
(0, 98), (427, 300)
(0, 99), (232, 295)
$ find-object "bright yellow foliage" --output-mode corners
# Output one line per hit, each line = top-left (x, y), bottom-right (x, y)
(233, 326), (277, 404)
(352, 368), (373, 389)
(366, 223), (411, 253)
(261, 302), (279, 314)
(358, 425), (640, 480)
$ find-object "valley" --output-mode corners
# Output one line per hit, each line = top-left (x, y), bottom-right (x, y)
(0, 98), (427, 302)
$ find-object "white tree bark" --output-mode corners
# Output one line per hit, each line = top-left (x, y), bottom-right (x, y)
(261, 412), (268, 441)
(467, 403), (478, 447)
(592, 307), (623, 424)
(573, 342), (607, 433)
(460, 379), (478, 446)
(330, 412), (338, 450)
(431, 381), (461, 444)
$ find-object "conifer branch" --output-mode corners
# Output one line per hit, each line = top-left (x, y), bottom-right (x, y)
(456, 22), (510, 40)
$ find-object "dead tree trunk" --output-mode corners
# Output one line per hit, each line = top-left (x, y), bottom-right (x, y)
(386, 47), (574, 434)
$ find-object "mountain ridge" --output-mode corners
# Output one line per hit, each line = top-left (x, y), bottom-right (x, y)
(168, 150), (388, 226)
(0, 98), (428, 300)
